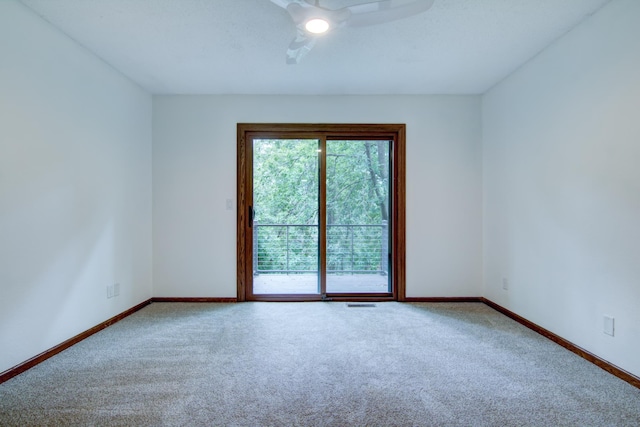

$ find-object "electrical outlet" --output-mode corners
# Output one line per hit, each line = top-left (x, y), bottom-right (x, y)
(114, 283), (120, 297)
(603, 316), (615, 336)
(226, 199), (233, 210)
(502, 278), (509, 290)
(106, 285), (113, 299)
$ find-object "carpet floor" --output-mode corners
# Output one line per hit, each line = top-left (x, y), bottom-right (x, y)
(1, 302), (639, 426)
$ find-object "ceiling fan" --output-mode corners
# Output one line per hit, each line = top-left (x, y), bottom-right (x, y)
(270, 0), (435, 64)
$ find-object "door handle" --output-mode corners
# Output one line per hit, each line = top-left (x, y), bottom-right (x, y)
(248, 206), (255, 227)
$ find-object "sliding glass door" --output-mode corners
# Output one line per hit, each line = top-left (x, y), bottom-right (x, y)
(252, 138), (320, 295)
(325, 140), (391, 294)
(237, 124), (405, 301)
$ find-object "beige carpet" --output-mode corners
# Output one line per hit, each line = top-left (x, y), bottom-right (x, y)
(1, 302), (639, 426)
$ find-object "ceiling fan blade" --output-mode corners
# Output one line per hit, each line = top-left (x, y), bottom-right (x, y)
(270, 0), (320, 64)
(344, 0), (435, 27)
(286, 27), (317, 64)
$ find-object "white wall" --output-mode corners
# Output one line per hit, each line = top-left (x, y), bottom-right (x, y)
(0, 1), (152, 373)
(483, 0), (640, 377)
(153, 95), (482, 298)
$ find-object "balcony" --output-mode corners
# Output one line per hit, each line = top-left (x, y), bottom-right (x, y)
(253, 222), (389, 294)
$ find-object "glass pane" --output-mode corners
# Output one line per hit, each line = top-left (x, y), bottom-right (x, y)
(326, 140), (391, 293)
(252, 139), (319, 294)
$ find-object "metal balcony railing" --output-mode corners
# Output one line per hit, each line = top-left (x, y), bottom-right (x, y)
(253, 222), (388, 275)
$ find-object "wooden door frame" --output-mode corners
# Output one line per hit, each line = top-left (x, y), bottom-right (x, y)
(237, 123), (406, 302)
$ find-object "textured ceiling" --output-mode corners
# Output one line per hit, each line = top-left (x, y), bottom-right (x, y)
(19, 0), (611, 95)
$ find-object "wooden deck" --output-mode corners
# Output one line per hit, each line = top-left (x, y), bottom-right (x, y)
(253, 273), (389, 294)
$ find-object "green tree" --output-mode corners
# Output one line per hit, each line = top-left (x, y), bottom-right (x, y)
(253, 138), (389, 273)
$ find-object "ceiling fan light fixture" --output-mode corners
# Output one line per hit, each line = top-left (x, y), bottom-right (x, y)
(305, 18), (330, 34)
(273, 0), (436, 64)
